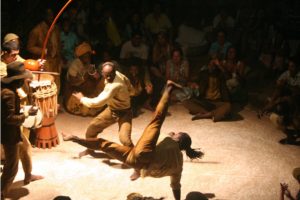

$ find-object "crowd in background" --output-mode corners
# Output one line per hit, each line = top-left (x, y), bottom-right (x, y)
(2, 0), (300, 139)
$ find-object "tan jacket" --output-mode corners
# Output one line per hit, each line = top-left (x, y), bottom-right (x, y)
(80, 71), (134, 110)
(141, 137), (183, 190)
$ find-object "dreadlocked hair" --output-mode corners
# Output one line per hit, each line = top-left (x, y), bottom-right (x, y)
(178, 132), (204, 160)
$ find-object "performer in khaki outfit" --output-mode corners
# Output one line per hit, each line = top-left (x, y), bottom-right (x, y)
(27, 8), (62, 92)
(73, 61), (134, 157)
(63, 80), (204, 200)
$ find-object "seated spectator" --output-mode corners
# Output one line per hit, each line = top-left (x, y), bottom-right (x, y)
(280, 167), (300, 200)
(64, 42), (104, 116)
(150, 32), (173, 106)
(120, 31), (149, 62)
(182, 57), (231, 122)
(176, 22), (208, 57)
(125, 12), (146, 41)
(144, 2), (172, 43)
(208, 30), (231, 60)
(212, 8), (235, 32)
(60, 19), (79, 65)
(60, 19), (79, 95)
(261, 57), (300, 144)
(124, 58), (153, 117)
(165, 48), (190, 102)
(220, 46), (248, 102)
(103, 8), (122, 49)
(152, 31), (173, 74)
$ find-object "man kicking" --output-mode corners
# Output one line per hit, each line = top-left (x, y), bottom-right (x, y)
(62, 80), (204, 200)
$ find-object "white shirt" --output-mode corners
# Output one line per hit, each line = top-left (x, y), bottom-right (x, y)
(278, 70), (300, 87)
(120, 41), (149, 60)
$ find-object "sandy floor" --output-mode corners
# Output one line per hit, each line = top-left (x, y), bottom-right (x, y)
(4, 103), (300, 200)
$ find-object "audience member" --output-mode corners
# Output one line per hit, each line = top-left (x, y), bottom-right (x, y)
(212, 8), (235, 33)
(144, 3), (172, 43)
(152, 31), (173, 73)
(125, 12), (147, 41)
(27, 8), (62, 92)
(165, 48), (190, 102)
(125, 58), (153, 117)
(120, 31), (149, 62)
(261, 57), (300, 144)
(183, 57), (231, 122)
(208, 30), (231, 60)
(60, 19), (79, 95)
(64, 42), (103, 116)
(220, 46), (247, 102)
(103, 7), (122, 52)
(176, 21), (208, 57)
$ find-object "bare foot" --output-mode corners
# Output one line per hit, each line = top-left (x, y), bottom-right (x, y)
(24, 174), (44, 185)
(61, 132), (78, 141)
(191, 112), (212, 121)
(130, 169), (140, 181)
(78, 149), (94, 158)
(167, 80), (183, 89)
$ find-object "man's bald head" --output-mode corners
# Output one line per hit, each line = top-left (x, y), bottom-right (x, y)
(101, 62), (116, 83)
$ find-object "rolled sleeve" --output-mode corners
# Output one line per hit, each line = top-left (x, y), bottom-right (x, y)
(80, 84), (120, 108)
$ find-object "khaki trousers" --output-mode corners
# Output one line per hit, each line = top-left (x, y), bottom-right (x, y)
(75, 88), (170, 169)
(85, 107), (133, 147)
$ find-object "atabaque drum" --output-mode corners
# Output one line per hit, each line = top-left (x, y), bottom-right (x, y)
(30, 73), (59, 148)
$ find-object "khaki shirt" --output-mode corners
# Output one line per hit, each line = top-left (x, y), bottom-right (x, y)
(80, 71), (133, 110)
(141, 137), (183, 190)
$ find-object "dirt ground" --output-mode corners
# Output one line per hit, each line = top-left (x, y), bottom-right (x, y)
(4, 103), (300, 200)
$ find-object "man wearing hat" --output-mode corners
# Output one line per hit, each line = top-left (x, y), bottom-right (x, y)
(64, 42), (104, 116)
(1, 61), (37, 197)
(1, 33), (44, 185)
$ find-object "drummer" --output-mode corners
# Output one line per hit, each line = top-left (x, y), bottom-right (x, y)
(1, 61), (38, 197)
(1, 33), (43, 185)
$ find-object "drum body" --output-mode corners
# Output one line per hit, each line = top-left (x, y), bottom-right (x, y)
(31, 74), (59, 148)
